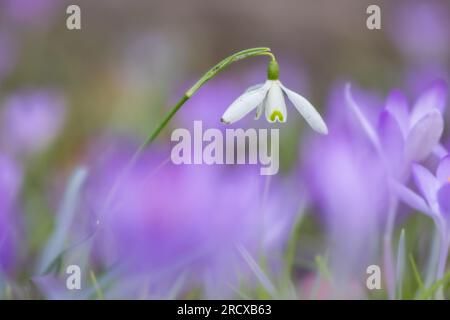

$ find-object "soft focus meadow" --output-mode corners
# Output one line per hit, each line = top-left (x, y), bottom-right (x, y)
(0, 0), (449, 300)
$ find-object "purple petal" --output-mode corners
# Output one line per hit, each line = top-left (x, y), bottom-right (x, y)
(385, 89), (409, 138)
(345, 83), (381, 152)
(405, 109), (444, 162)
(436, 155), (450, 185)
(390, 179), (431, 216)
(410, 79), (448, 127)
(389, 1), (450, 61)
(433, 144), (448, 159)
(437, 184), (450, 223)
(377, 110), (404, 175)
(412, 164), (440, 212)
(1, 89), (66, 155)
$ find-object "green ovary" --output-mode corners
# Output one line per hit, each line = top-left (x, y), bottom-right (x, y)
(270, 110), (284, 122)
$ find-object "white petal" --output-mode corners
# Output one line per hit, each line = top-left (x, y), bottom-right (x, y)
(265, 81), (287, 123)
(255, 96), (266, 120)
(280, 82), (328, 134)
(221, 81), (270, 124)
(248, 84), (267, 120)
(245, 83), (264, 93)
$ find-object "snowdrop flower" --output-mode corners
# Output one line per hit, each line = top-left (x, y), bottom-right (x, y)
(221, 60), (328, 134)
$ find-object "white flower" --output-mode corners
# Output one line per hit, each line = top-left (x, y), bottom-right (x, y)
(221, 79), (328, 134)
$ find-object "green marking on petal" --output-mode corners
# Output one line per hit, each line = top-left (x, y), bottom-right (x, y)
(270, 110), (284, 122)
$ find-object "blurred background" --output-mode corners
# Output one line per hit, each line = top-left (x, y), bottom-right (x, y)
(0, 0), (449, 299)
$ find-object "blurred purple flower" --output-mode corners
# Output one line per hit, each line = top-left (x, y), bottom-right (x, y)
(1, 0), (59, 26)
(83, 141), (297, 298)
(345, 79), (447, 297)
(388, 1), (450, 101)
(403, 65), (449, 96)
(1, 89), (66, 156)
(302, 84), (388, 287)
(393, 155), (450, 285)
(346, 79), (447, 181)
(388, 0), (450, 63)
(0, 153), (22, 273)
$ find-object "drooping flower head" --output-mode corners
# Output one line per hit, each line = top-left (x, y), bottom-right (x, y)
(175, 57), (310, 135)
(221, 60), (328, 134)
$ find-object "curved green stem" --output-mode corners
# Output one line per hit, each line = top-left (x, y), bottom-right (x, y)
(136, 47), (276, 155)
(97, 48), (277, 225)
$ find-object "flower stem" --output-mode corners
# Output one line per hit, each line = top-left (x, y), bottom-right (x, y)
(384, 196), (398, 300)
(135, 47), (276, 156)
(90, 270), (104, 300)
(435, 223), (449, 299)
(98, 48), (277, 225)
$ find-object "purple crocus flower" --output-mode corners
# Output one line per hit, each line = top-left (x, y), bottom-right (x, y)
(393, 155), (450, 285)
(302, 83), (388, 297)
(388, 1), (449, 101)
(346, 79), (448, 298)
(346, 79), (447, 182)
(1, 0), (59, 26)
(1, 89), (66, 156)
(0, 153), (22, 273)
(84, 141), (297, 298)
(388, 0), (450, 64)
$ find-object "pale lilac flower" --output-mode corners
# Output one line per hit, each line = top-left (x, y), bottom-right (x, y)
(346, 78), (448, 298)
(84, 141), (297, 298)
(302, 84), (388, 290)
(393, 155), (450, 283)
(388, 0), (449, 63)
(1, 89), (66, 156)
(403, 65), (449, 96)
(1, 0), (59, 26)
(346, 79), (447, 181)
(388, 1), (450, 102)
